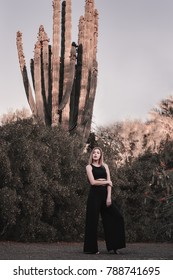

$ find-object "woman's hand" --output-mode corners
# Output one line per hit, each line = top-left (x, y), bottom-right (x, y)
(107, 180), (113, 187)
(106, 197), (112, 207)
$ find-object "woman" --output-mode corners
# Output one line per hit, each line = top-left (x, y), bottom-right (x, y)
(83, 147), (125, 254)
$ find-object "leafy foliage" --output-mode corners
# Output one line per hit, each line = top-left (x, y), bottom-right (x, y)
(0, 117), (173, 243)
(96, 135), (173, 242)
(0, 119), (88, 242)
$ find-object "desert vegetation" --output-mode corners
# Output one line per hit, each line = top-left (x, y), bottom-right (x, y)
(0, 97), (173, 242)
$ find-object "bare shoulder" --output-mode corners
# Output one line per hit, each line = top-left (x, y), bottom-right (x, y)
(103, 163), (110, 173)
(86, 164), (92, 170)
(103, 163), (109, 169)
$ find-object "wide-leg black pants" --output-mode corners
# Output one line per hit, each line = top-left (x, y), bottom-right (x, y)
(83, 186), (126, 253)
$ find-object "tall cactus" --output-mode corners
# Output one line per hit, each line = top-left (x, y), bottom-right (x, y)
(16, 0), (98, 142)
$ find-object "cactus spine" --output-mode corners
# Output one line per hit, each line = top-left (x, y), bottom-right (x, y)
(16, 0), (98, 142)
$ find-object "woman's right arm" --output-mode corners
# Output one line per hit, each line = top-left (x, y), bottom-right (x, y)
(86, 165), (112, 186)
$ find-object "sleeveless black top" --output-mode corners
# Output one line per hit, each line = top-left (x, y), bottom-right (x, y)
(91, 164), (107, 180)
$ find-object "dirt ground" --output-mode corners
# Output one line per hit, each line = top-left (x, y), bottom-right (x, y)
(0, 241), (172, 260)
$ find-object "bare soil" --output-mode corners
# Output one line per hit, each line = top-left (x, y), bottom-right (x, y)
(0, 241), (172, 260)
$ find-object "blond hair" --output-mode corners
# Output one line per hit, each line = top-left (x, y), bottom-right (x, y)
(88, 147), (104, 165)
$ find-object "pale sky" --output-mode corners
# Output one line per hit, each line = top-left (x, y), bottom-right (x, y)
(1, 0), (173, 126)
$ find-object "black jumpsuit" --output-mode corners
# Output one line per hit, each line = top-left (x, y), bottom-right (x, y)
(83, 164), (126, 253)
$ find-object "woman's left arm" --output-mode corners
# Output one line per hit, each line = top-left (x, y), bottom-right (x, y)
(104, 164), (112, 207)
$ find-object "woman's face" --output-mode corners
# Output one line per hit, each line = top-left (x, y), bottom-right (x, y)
(92, 148), (101, 161)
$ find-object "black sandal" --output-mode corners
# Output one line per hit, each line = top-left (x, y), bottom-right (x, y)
(84, 251), (100, 254)
(108, 250), (119, 254)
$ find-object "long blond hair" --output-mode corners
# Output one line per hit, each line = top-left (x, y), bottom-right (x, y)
(88, 147), (104, 165)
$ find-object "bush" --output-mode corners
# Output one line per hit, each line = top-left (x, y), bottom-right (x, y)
(102, 146), (173, 242)
(0, 119), (88, 242)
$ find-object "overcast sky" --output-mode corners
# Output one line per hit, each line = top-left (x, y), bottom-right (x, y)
(1, 0), (173, 126)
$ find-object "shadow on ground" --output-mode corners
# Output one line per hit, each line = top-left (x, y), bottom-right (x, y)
(0, 241), (172, 260)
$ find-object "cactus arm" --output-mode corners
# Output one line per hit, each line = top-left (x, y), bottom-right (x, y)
(16, 31), (36, 116)
(30, 59), (35, 90)
(61, 0), (72, 129)
(58, 44), (76, 113)
(38, 25), (51, 125)
(68, 16), (84, 132)
(34, 40), (45, 122)
(93, 9), (99, 63)
(77, 0), (94, 128)
(48, 45), (52, 118)
(59, 1), (65, 110)
(82, 7), (99, 141)
(77, 17), (87, 127)
(83, 60), (98, 142)
(39, 25), (50, 106)
(51, 0), (61, 127)
(77, 1), (98, 137)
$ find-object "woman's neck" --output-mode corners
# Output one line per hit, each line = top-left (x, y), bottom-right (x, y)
(92, 160), (100, 166)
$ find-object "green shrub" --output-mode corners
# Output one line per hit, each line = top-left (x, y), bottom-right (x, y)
(0, 119), (87, 242)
